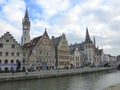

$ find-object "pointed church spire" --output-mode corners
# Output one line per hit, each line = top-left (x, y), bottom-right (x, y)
(44, 27), (47, 34)
(24, 7), (29, 18)
(84, 27), (92, 43)
(45, 27), (47, 32)
(43, 27), (49, 38)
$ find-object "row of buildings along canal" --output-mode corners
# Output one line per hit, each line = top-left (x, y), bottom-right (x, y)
(0, 8), (118, 72)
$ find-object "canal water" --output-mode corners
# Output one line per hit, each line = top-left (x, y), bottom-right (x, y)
(0, 70), (120, 90)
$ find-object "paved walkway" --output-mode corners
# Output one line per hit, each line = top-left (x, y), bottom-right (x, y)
(104, 83), (120, 90)
(0, 67), (116, 82)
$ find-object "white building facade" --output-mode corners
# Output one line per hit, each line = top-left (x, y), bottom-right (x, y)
(70, 45), (81, 68)
(0, 32), (26, 72)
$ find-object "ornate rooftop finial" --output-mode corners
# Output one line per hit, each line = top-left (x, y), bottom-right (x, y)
(45, 27), (47, 32)
(24, 6), (29, 18)
(84, 27), (92, 43)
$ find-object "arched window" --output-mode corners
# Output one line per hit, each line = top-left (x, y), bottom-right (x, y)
(4, 59), (8, 64)
(11, 60), (14, 64)
(16, 59), (19, 64)
(4, 67), (8, 72)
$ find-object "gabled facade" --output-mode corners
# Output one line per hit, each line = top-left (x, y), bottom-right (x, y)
(0, 32), (26, 72)
(53, 34), (70, 69)
(69, 44), (82, 68)
(24, 30), (55, 70)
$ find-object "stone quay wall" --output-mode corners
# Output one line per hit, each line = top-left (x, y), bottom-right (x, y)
(0, 67), (116, 82)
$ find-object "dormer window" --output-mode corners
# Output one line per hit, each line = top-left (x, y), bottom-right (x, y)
(6, 40), (9, 42)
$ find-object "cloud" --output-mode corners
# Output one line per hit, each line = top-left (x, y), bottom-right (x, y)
(31, 0), (70, 19)
(0, 0), (120, 56)
(0, 20), (21, 42)
(0, 0), (26, 41)
(103, 45), (112, 49)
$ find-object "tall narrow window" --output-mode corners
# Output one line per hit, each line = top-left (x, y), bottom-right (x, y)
(5, 52), (8, 56)
(0, 60), (1, 64)
(11, 52), (14, 56)
(0, 43), (3, 48)
(0, 52), (2, 56)
(17, 53), (19, 56)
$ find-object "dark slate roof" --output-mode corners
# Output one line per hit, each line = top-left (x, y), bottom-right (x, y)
(77, 43), (84, 51)
(69, 45), (76, 54)
(24, 7), (29, 19)
(53, 36), (62, 48)
(1, 32), (19, 45)
(23, 36), (42, 49)
(69, 43), (85, 54)
(84, 27), (92, 44)
(98, 49), (103, 55)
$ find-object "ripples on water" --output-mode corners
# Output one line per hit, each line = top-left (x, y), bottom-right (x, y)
(0, 70), (120, 90)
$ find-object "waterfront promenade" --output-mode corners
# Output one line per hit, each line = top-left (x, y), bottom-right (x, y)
(104, 83), (120, 90)
(0, 67), (115, 82)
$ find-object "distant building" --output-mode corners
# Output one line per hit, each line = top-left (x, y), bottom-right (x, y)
(0, 32), (26, 72)
(104, 54), (117, 67)
(104, 54), (110, 63)
(69, 27), (104, 67)
(52, 34), (70, 69)
(117, 55), (120, 61)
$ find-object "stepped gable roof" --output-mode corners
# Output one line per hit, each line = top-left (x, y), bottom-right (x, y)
(23, 36), (42, 49)
(0, 32), (19, 45)
(84, 27), (92, 44)
(43, 28), (49, 38)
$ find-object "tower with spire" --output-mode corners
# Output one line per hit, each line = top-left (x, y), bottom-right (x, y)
(21, 7), (30, 45)
(84, 27), (95, 65)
